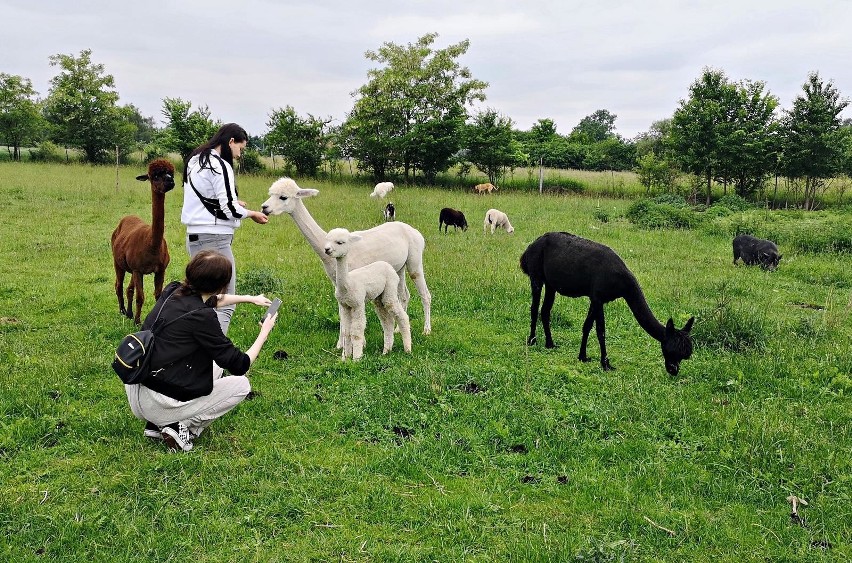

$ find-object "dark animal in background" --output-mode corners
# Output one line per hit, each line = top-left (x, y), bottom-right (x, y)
(111, 159), (175, 324)
(384, 202), (396, 222)
(733, 234), (782, 270)
(520, 231), (695, 375)
(439, 208), (468, 232)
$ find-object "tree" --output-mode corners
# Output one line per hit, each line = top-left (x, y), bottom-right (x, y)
(159, 98), (219, 165)
(43, 49), (134, 163)
(464, 108), (520, 185)
(669, 68), (732, 204)
(722, 80), (779, 198)
(778, 72), (849, 210)
(0, 73), (45, 161)
(344, 32), (487, 182)
(570, 109), (617, 143)
(266, 106), (330, 177)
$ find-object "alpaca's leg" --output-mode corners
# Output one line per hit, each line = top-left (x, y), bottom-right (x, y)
(579, 302), (595, 362)
(390, 300), (412, 353)
(153, 269), (165, 300)
(339, 307), (353, 360)
(593, 303), (613, 371)
(407, 269), (431, 336)
(527, 279), (543, 345)
(373, 298), (395, 354)
(114, 264), (127, 316)
(133, 273), (145, 325)
(541, 285), (557, 348)
(393, 272), (410, 334)
(350, 305), (367, 360)
(335, 302), (346, 349)
(125, 272), (137, 321)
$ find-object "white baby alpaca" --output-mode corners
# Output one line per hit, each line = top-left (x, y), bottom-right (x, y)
(324, 228), (412, 360)
(370, 181), (394, 198)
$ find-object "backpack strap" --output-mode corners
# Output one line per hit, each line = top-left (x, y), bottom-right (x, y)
(187, 169), (230, 220)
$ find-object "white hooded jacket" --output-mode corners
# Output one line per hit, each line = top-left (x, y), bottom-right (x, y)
(181, 150), (251, 234)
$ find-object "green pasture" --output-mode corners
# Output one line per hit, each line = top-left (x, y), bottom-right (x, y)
(0, 162), (850, 561)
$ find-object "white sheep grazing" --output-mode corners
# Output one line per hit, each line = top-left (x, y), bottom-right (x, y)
(483, 208), (514, 234)
(370, 181), (394, 198)
(324, 228), (412, 360)
(260, 178), (431, 347)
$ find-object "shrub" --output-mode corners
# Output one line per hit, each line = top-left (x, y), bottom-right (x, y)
(693, 298), (769, 352)
(29, 141), (63, 163)
(238, 148), (266, 174)
(713, 194), (754, 212)
(625, 199), (700, 229)
(239, 267), (285, 295)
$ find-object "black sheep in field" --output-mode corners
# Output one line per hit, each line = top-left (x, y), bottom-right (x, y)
(733, 234), (782, 270)
(520, 231), (695, 375)
(439, 208), (468, 232)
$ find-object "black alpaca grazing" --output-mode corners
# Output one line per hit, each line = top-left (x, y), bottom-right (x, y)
(520, 232), (695, 375)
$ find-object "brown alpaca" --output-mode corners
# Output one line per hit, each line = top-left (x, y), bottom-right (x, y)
(111, 159), (175, 324)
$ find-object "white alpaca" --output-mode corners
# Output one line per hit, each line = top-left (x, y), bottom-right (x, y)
(370, 181), (394, 198)
(324, 228), (412, 360)
(260, 178), (431, 346)
(483, 208), (514, 234)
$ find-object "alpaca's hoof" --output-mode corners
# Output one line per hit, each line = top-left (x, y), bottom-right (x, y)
(527, 336), (537, 346)
(423, 328), (431, 335)
(545, 341), (557, 349)
(578, 354), (590, 362)
(601, 358), (614, 371)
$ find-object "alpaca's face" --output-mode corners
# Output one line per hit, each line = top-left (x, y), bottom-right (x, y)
(662, 317), (695, 376)
(323, 228), (351, 258)
(135, 161), (175, 193)
(260, 178), (318, 216)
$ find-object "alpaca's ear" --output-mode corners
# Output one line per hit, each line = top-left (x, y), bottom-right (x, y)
(666, 318), (675, 335)
(135, 174), (149, 181)
(683, 316), (695, 333)
(349, 234), (363, 244)
(297, 189), (319, 198)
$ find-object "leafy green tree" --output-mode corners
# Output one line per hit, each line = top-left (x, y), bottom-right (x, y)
(159, 97), (219, 165)
(634, 119), (672, 158)
(722, 80), (779, 198)
(778, 72), (849, 210)
(43, 49), (134, 163)
(669, 68), (732, 204)
(122, 104), (157, 144)
(570, 109), (617, 143)
(344, 32), (487, 182)
(464, 108), (520, 185)
(265, 105), (329, 177)
(0, 73), (46, 161)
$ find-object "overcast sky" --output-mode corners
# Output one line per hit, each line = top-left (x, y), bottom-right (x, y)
(2, 0), (851, 139)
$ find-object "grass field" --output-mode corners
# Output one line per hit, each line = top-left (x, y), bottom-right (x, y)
(1, 162), (850, 561)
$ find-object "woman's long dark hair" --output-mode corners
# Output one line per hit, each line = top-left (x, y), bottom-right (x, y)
(183, 123), (248, 180)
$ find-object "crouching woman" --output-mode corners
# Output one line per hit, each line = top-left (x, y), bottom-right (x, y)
(125, 250), (278, 452)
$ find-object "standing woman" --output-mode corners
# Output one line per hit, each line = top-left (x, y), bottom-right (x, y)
(182, 123), (268, 335)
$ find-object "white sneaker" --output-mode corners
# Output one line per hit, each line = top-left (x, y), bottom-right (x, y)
(143, 421), (163, 440)
(161, 422), (194, 452)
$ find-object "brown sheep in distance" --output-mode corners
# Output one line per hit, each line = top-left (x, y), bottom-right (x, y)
(111, 159), (175, 324)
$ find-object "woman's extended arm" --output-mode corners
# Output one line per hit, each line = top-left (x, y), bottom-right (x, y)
(216, 294), (272, 308)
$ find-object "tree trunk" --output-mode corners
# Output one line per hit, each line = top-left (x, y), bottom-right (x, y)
(705, 170), (712, 206)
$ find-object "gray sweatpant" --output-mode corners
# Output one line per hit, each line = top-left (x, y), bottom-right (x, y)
(125, 365), (250, 437)
(186, 233), (236, 335)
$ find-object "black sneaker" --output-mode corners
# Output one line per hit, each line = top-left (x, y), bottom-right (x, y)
(143, 421), (162, 440)
(160, 422), (194, 452)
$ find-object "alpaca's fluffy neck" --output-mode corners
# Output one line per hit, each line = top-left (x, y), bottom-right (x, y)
(290, 201), (335, 279)
(332, 253), (351, 296)
(149, 189), (166, 250)
(622, 282), (666, 342)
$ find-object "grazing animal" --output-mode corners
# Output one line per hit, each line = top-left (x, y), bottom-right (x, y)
(260, 178), (431, 344)
(324, 228), (412, 360)
(484, 208), (514, 234)
(733, 234), (782, 270)
(520, 232), (695, 375)
(384, 202), (396, 222)
(474, 183), (498, 194)
(439, 207), (468, 232)
(111, 159), (176, 324)
(370, 181), (394, 198)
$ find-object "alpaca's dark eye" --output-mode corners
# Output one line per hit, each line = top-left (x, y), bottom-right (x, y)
(337, 241), (344, 245)
(279, 196), (288, 201)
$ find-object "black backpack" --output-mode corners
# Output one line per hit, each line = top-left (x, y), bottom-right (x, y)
(112, 291), (203, 384)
